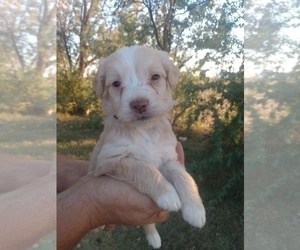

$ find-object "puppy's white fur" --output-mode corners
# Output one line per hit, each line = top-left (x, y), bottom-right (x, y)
(89, 46), (205, 248)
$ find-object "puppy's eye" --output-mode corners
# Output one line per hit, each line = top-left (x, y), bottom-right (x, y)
(151, 74), (160, 81)
(112, 81), (121, 88)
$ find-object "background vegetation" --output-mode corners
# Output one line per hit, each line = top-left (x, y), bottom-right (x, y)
(0, 1), (56, 250)
(245, 0), (300, 249)
(57, 0), (244, 249)
(0, 0), (56, 159)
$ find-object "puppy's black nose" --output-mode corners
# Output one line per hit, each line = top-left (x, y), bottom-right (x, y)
(130, 99), (149, 113)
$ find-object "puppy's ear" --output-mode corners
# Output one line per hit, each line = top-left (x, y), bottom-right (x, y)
(93, 59), (106, 98)
(162, 52), (180, 89)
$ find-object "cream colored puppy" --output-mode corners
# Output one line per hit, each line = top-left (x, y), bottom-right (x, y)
(89, 46), (205, 248)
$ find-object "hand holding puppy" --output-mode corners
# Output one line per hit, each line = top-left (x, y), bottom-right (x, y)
(57, 143), (184, 250)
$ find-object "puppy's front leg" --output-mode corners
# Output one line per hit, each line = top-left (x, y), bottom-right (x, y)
(161, 161), (206, 228)
(91, 156), (181, 212)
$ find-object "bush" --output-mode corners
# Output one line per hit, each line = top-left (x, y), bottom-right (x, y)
(173, 68), (244, 204)
(57, 69), (99, 115)
(0, 70), (55, 115)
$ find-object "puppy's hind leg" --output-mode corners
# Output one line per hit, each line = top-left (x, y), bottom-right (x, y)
(161, 161), (206, 229)
(144, 224), (161, 249)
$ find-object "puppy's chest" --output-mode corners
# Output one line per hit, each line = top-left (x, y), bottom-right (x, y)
(132, 131), (176, 167)
(102, 126), (177, 168)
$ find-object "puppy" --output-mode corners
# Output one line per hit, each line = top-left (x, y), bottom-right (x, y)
(89, 46), (205, 248)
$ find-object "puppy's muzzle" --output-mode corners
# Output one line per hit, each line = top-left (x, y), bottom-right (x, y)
(130, 98), (149, 114)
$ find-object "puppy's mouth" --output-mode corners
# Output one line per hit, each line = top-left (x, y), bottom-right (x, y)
(137, 115), (150, 121)
(134, 113), (152, 121)
(113, 113), (152, 122)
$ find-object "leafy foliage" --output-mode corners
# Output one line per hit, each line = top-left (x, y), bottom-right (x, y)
(57, 69), (99, 114)
(0, 0), (55, 115)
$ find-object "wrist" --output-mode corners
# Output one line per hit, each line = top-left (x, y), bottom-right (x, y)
(78, 175), (114, 228)
(57, 175), (99, 249)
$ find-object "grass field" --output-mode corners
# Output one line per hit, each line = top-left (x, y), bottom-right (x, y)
(57, 114), (243, 250)
(0, 112), (56, 160)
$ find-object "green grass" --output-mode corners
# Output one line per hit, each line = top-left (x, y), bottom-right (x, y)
(57, 114), (243, 250)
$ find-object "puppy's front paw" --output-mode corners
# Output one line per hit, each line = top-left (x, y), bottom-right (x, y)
(182, 202), (206, 228)
(146, 231), (161, 249)
(156, 183), (181, 211)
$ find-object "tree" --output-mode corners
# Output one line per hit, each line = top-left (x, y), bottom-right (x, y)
(57, 0), (243, 115)
(0, 0), (55, 75)
(0, 0), (56, 113)
(57, 0), (104, 75)
(57, 0), (243, 72)
(244, 0), (300, 248)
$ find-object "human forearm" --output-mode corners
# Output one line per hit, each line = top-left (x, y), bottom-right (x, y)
(0, 174), (55, 250)
(0, 153), (51, 192)
(57, 174), (169, 249)
(57, 154), (88, 193)
(57, 175), (98, 250)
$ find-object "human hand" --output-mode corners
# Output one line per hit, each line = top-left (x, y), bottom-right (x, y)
(57, 141), (184, 194)
(57, 142), (184, 226)
(57, 142), (185, 249)
(81, 141), (185, 229)
(176, 141), (185, 165)
(84, 175), (170, 226)
(58, 173), (170, 249)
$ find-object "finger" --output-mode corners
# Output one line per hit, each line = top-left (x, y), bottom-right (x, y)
(145, 210), (169, 224)
(103, 224), (116, 232)
(176, 142), (185, 166)
(154, 211), (169, 223)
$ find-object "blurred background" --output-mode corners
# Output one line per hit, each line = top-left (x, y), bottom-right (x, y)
(0, 0), (56, 249)
(0, 0), (56, 159)
(245, 0), (300, 249)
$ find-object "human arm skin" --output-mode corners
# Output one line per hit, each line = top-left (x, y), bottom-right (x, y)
(0, 153), (51, 192)
(57, 175), (168, 250)
(57, 154), (89, 193)
(0, 154), (55, 250)
(57, 142), (184, 250)
(57, 142), (185, 192)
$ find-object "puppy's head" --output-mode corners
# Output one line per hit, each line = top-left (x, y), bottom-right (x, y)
(93, 46), (180, 123)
